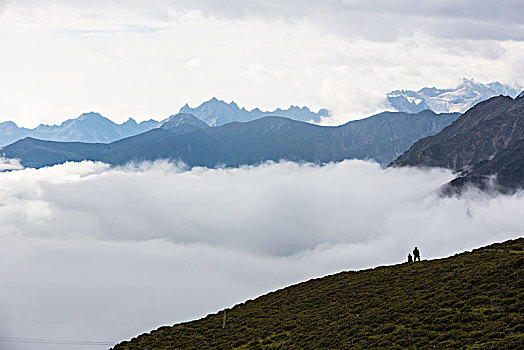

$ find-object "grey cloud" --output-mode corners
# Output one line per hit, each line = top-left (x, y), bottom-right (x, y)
(0, 160), (522, 349)
(6, 0), (524, 41)
(157, 0), (524, 25)
(167, 0), (524, 41)
(1, 160), (522, 256)
(0, 160), (456, 256)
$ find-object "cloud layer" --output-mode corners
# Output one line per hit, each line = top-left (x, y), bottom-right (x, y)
(0, 160), (522, 349)
(6, 0), (524, 41)
(167, 0), (524, 42)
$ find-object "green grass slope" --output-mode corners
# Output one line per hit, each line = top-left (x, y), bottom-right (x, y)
(112, 238), (524, 349)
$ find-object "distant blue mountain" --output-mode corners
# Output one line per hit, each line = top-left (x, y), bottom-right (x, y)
(0, 100), (329, 145)
(179, 97), (330, 126)
(2, 110), (459, 168)
(0, 112), (160, 147)
(0, 121), (33, 147)
(387, 78), (519, 114)
(160, 113), (210, 136)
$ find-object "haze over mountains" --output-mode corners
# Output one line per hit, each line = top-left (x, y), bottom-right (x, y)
(0, 99), (328, 147)
(387, 78), (519, 114)
(1, 110), (458, 168)
(0, 113), (160, 147)
(179, 97), (330, 126)
(0, 80), (516, 147)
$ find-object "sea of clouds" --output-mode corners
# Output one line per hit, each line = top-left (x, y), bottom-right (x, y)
(0, 159), (522, 349)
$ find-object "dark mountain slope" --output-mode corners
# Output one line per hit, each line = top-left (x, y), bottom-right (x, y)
(207, 117), (339, 166)
(391, 95), (523, 170)
(0, 137), (111, 168)
(1, 111), (458, 168)
(337, 110), (457, 165)
(102, 128), (230, 167)
(206, 111), (458, 166)
(112, 238), (524, 349)
(444, 138), (524, 194)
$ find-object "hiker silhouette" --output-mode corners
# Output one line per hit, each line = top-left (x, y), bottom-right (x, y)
(408, 253), (413, 263)
(413, 247), (420, 262)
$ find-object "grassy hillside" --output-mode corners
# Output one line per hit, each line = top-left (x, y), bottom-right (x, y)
(112, 238), (523, 349)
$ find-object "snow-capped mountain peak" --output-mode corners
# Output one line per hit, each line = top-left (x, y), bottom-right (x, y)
(387, 78), (520, 114)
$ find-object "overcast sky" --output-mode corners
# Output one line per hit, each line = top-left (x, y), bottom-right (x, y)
(0, 0), (523, 127)
(1, 160), (523, 349)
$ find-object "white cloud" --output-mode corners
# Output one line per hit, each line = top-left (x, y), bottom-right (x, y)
(0, 157), (23, 171)
(184, 56), (201, 68)
(0, 1), (522, 127)
(0, 160), (522, 349)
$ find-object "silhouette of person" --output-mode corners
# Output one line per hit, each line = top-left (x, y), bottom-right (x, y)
(413, 247), (420, 262)
(408, 253), (413, 263)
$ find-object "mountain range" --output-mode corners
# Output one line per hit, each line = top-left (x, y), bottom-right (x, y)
(1, 110), (458, 168)
(1, 81), (518, 148)
(179, 97), (329, 126)
(391, 93), (524, 193)
(3, 91), (522, 193)
(387, 78), (519, 114)
(0, 99), (328, 146)
(0, 113), (160, 147)
(111, 238), (524, 349)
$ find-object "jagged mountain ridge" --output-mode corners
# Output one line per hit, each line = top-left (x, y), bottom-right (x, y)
(111, 238), (524, 349)
(387, 78), (519, 114)
(1, 110), (459, 168)
(0, 100), (329, 145)
(0, 112), (161, 146)
(179, 97), (329, 126)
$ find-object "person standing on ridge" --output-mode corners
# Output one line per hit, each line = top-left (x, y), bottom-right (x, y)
(413, 247), (420, 262)
(408, 253), (413, 263)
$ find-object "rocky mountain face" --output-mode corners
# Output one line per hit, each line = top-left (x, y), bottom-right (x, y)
(444, 137), (524, 194)
(391, 95), (523, 170)
(387, 78), (519, 114)
(391, 94), (524, 193)
(111, 238), (523, 349)
(334, 110), (459, 165)
(0, 112), (160, 146)
(179, 97), (330, 126)
(1, 110), (458, 168)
